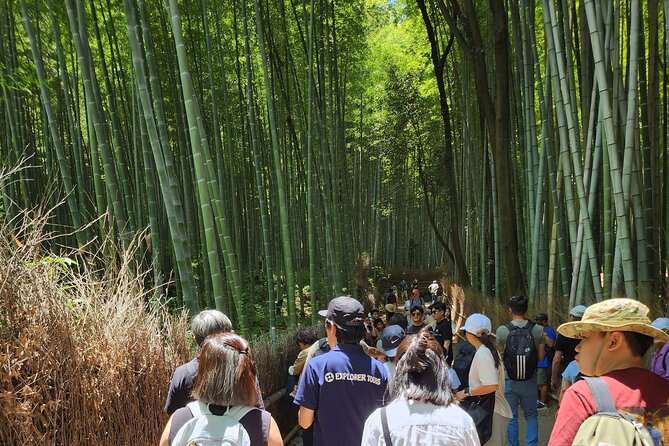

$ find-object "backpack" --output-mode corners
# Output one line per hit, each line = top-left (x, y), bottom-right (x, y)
(312, 338), (330, 358)
(453, 341), (477, 389)
(572, 377), (656, 446)
(503, 321), (538, 381)
(171, 401), (258, 446)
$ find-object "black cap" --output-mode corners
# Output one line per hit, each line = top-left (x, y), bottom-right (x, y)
(318, 296), (365, 327)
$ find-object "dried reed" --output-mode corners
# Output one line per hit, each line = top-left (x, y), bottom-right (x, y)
(0, 211), (300, 444)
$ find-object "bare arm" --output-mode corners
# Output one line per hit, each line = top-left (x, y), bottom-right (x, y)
(551, 351), (563, 390)
(537, 342), (545, 363)
(298, 406), (315, 429)
(159, 416), (173, 446)
(558, 378), (570, 405)
(268, 416), (284, 446)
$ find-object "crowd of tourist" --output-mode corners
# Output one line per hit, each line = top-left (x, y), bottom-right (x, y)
(160, 280), (669, 446)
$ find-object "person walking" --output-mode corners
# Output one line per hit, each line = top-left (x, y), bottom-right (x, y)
(534, 313), (556, 410)
(160, 333), (283, 446)
(649, 317), (669, 379)
(361, 328), (480, 446)
(429, 280), (440, 302)
(548, 299), (669, 445)
(550, 305), (586, 393)
(495, 295), (545, 446)
(164, 310), (236, 414)
(431, 302), (453, 364)
(406, 305), (428, 335)
(294, 296), (387, 446)
(456, 314), (512, 446)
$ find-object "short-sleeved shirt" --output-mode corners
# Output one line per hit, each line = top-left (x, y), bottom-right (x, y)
(165, 358), (265, 414)
(495, 320), (545, 380)
(433, 319), (453, 363)
(553, 334), (580, 364)
(164, 358), (199, 414)
(548, 368), (669, 445)
(294, 343), (387, 446)
(538, 325), (557, 368)
(361, 398), (480, 446)
(650, 343), (669, 379)
(406, 323), (427, 335)
(561, 360), (581, 385)
(469, 346), (513, 418)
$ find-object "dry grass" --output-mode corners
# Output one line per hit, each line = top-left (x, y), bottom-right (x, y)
(0, 211), (300, 445)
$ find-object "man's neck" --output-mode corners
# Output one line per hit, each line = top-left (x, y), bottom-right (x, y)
(511, 314), (527, 321)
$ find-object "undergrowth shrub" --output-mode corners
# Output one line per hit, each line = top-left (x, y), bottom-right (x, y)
(0, 214), (299, 445)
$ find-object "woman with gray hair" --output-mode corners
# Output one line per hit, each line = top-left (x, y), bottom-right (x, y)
(361, 328), (480, 445)
(160, 333), (283, 446)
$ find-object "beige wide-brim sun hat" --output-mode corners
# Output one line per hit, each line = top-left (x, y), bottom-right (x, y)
(557, 298), (669, 342)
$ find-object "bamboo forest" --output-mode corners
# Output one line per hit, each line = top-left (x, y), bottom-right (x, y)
(2, 0), (669, 334)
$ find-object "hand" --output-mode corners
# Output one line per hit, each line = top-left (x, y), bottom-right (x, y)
(455, 390), (467, 402)
(551, 378), (559, 391)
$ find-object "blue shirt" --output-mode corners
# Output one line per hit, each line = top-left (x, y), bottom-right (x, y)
(561, 359), (581, 385)
(294, 343), (387, 446)
(538, 324), (557, 368)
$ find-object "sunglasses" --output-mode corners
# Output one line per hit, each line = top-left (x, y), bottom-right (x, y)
(412, 311), (423, 316)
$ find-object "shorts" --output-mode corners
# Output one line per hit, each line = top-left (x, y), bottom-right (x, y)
(537, 367), (550, 386)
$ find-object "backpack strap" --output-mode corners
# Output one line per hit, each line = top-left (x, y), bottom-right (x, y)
(260, 409), (271, 446)
(187, 400), (212, 417)
(380, 407), (393, 446)
(225, 405), (259, 422)
(583, 377), (617, 413)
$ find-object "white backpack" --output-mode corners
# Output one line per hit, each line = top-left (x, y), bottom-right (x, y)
(572, 377), (657, 446)
(171, 401), (258, 446)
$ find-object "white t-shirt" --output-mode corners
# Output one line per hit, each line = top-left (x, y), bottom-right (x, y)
(429, 283), (439, 293)
(468, 346), (513, 418)
(361, 397), (480, 446)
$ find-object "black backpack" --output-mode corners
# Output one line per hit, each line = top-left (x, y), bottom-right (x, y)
(503, 321), (538, 381)
(453, 341), (477, 390)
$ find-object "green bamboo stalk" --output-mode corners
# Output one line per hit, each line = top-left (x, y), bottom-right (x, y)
(19, 0), (88, 248)
(122, 0), (197, 312)
(250, 0), (297, 327)
(240, 0), (276, 330)
(584, 0), (636, 297)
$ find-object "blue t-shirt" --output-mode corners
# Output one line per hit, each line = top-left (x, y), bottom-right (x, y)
(294, 343), (387, 446)
(561, 359), (581, 385)
(538, 325), (557, 368)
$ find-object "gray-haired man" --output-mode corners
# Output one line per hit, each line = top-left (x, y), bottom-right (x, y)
(164, 310), (232, 414)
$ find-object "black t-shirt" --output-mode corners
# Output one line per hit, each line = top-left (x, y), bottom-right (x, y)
(406, 323), (428, 335)
(169, 403), (270, 446)
(433, 319), (453, 363)
(164, 358), (199, 414)
(554, 334), (581, 364)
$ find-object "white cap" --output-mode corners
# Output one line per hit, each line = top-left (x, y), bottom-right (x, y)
(460, 313), (492, 336)
(651, 318), (669, 332)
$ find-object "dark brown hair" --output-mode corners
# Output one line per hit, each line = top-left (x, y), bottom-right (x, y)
(388, 328), (453, 406)
(191, 332), (259, 406)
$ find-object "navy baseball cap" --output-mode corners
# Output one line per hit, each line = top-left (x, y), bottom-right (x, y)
(318, 296), (365, 328)
(381, 325), (405, 357)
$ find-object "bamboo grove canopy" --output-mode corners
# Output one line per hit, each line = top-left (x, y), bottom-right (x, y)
(1, 0), (669, 333)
